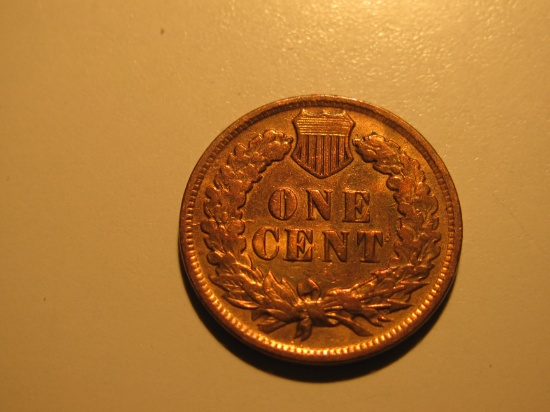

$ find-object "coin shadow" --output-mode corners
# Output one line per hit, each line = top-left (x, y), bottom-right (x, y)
(180, 253), (456, 382)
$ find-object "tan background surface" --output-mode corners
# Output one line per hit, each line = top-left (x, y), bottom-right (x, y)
(1, 1), (548, 411)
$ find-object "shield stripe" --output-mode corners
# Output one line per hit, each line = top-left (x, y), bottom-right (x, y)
(316, 135), (323, 175)
(331, 134), (337, 174)
(339, 134), (346, 166)
(308, 135), (315, 171)
(323, 135), (329, 176)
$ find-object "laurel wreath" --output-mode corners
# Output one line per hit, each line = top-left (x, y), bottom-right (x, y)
(200, 129), (441, 341)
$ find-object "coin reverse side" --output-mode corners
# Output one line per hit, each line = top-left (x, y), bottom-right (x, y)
(179, 96), (462, 364)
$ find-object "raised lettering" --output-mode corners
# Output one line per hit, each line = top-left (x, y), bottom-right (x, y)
(323, 230), (350, 262)
(268, 188), (297, 220)
(306, 189), (332, 220)
(252, 227), (280, 260)
(357, 230), (383, 263)
(343, 190), (370, 222)
(284, 228), (313, 261)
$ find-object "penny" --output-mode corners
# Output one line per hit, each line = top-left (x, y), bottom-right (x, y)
(179, 95), (462, 364)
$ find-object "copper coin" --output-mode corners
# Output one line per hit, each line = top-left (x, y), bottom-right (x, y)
(179, 95), (462, 364)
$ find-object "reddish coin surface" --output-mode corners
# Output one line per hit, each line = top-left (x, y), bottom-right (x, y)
(179, 95), (462, 364)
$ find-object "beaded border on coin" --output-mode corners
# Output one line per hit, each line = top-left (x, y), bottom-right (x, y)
(179, 95), (462, 364)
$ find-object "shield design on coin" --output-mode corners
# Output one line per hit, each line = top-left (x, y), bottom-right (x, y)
(291, 109), (355, 178)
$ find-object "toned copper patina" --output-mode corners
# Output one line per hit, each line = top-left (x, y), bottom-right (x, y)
(179, 96), (462, 364)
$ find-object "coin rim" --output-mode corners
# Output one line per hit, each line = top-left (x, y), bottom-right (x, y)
(179, 95), (463, 364)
